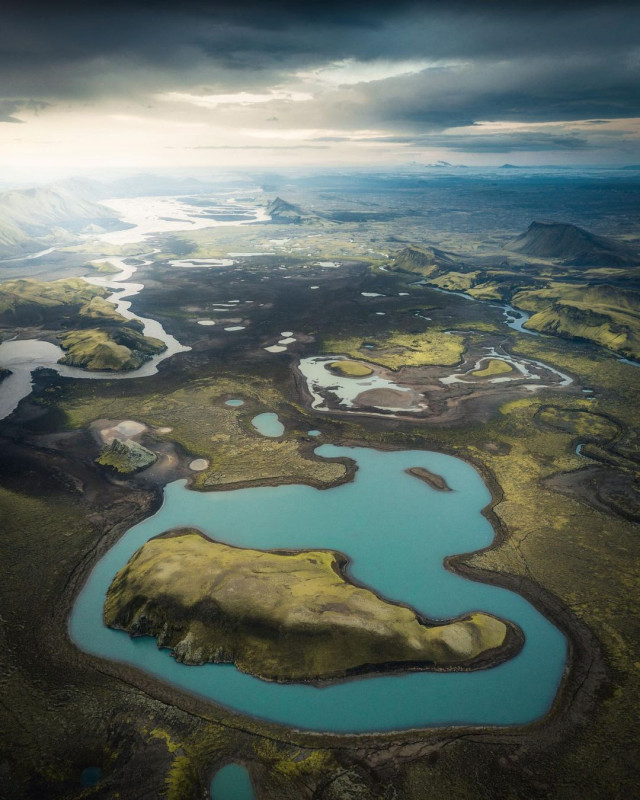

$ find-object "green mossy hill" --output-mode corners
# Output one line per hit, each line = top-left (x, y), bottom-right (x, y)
(0, 277), (107, 323)
(390, 244), (457, 276)
(104, 531), (519, 683)
(78, 295), (143, 329)
(512, 284), (640, 359)
(58, 327), (166, 371)
(96, 438), (157, 473)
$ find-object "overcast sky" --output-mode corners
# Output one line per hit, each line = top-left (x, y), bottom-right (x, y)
(1, 0), (639, 175)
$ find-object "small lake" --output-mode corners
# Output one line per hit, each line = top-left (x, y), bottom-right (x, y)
(70, 445), (566, 733)
(251, 412), (284, 437)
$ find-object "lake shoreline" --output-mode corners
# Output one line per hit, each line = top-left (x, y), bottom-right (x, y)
(48, 423), (605, 753)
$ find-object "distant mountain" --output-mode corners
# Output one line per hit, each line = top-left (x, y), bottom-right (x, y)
(506, 221), (637, 267)
(265, 196), (321, 225)
(0, 183), (125, 258)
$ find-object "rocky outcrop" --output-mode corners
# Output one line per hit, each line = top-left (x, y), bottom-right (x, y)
(104, 530), (522, 684)
(96, 438), (157, 473)
(406, 467), (452, 492)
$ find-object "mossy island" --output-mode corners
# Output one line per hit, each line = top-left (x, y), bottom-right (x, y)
(104, 530), (522, 684)
(58, 327), (166, 371)
(327, 359), (374, 377)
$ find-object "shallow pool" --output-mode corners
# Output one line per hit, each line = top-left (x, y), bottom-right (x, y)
(251, 412), (284, 437)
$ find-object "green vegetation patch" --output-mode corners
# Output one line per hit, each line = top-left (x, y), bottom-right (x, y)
(536, 406), (621, 441)
(105, 530), (516, 682)
(472, 359), (514, 378)
(322, 330), (464, 369)
(327, 360), (373, 377)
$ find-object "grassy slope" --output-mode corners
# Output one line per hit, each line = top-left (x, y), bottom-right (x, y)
(0, 277), (107, 316)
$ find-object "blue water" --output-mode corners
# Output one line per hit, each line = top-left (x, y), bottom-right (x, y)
(251, 412), (284, 437)
(70, 445), (566, 733)
(80, 767), (102, 787)
(225, 399), (245, 407)
(308, 430), (322, 437)
(211, 764), (256, 800)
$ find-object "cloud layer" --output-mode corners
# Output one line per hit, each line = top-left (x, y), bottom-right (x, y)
(1, 1), (639, 168)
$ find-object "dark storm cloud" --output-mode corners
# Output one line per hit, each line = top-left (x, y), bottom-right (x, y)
(1, 0), (639, 154)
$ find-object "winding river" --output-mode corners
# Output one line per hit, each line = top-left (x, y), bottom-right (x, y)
(70, 445), (566, 733)
(0, 254), (190, 420)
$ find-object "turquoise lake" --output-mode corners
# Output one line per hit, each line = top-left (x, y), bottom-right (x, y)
(70, 445), (566, 733)
(210, 764), (256, 800)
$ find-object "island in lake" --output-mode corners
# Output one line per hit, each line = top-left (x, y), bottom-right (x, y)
(104, 530), (521, 682)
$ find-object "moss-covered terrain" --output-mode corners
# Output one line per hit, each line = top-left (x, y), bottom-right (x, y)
(58, 327), (166, 371)
(321, 330), (465, 370)
(389, 244), (640, 360)
(105, 530), (518, 682)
